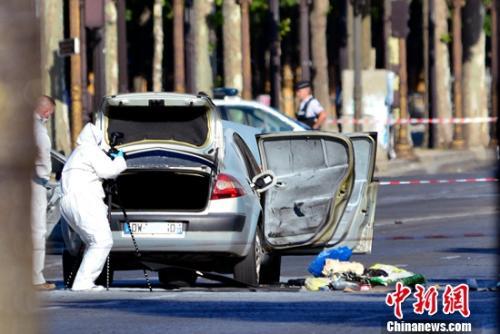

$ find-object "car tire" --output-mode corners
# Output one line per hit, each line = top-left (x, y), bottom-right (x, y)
(158, 268), (197, 289)
(259, 253), (281, 285)
(62, 250), (114, 288)
(233, 228), (264, 286)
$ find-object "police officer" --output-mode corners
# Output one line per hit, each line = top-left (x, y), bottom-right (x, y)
(295, 80), (327, 130)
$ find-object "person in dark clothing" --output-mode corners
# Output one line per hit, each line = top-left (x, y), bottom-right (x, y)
(294, 80), (327, 130)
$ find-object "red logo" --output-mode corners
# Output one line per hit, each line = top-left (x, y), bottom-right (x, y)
(442, 284), (470, 318)
(385, 283), (471, 319)
(385, 282), (412, 319)
(412, 284), (438, 316)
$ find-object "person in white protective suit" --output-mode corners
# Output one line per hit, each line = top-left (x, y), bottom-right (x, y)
(32, 96), (56, 290)
(60, 123), (127, 291)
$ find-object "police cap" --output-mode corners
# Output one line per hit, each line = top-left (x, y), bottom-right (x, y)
(294, 80), (311, 91)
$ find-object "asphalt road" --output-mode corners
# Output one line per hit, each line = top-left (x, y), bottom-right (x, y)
(39, 169), (499, 334)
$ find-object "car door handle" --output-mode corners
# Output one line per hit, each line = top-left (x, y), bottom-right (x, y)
(275, 181), (286, 188)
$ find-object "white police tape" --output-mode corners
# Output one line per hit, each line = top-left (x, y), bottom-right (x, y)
(328, 116), (498, 125)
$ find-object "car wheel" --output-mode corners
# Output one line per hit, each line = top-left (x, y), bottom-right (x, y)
(62, 250), (114, 288)
(259, 254), (281, 285)
(233, 228), (264, 286)
(158, 268), (198, 289)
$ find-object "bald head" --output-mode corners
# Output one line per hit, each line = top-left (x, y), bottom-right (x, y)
(35, 95), (55, 120)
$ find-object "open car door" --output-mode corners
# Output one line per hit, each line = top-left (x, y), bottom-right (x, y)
(257, 132), (355, 250)
(326, 133), (378, 253)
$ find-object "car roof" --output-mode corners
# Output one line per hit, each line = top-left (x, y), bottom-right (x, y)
(213, 98), (309, 130)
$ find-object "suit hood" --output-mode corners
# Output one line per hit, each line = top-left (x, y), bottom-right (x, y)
(76, 123), (103, 147)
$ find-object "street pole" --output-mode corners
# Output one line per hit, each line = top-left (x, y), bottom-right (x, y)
(174, 0), (186, 93)
(395, 36), (413, 157)
(353, 3), (363, 132)
(299, 0), (310, 81)
(451, 0), (465, 149)
(270, 0), (281, 109)
(241, 0), (252, 99)
(70, 0), (83, 147)
(490, 1), (498, 147)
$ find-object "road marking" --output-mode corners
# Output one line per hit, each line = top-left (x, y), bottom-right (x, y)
(441, 256), (461, 260)
(379, 177), (498, 186)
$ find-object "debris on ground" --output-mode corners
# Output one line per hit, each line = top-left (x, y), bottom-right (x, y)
(366, 264), (425, 287)
(308, 246), (352, 277)
(466, 278), (478, 291)
(287, 278), (306, 287)
(302, 247), (427, 292)
(304, 277), (331, 291)
(322, 259), (364, 277)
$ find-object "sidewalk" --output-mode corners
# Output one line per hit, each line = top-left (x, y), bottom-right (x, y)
(375, 146), (499, 177)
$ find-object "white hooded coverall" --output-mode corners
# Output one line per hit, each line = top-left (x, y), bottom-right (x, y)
(32, 114), (52, 285)
(60, 124), (127, 290)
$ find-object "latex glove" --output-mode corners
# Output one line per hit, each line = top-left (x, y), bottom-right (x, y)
(110, 150), (125, 159)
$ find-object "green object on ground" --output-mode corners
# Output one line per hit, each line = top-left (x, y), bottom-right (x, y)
(401, 274), (426, 286)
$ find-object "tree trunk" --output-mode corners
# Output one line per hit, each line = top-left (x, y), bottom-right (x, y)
(431, 0), (453, 148)
(223, 0), (242, 92)
(117, 0), (129, 93)
(40, 0), (71, 155)
(299, 0), (310, 81)
(362, 11), (372, 69)
(105, 0), (119, 95)
(462, 0), (488, 147)
(347, 1), (353, 69)
(0, 1), (38, 333)
(173, 0), (186, 93)
(310, 0), (331, 127)
(241, 0), (252, 99)
(70, 0), (83, 146)
(193, 0), (214, 94)
(384, 0), (391, 69)
(270, 0), (281, 109)
(282, 63), (295, 118)
(153, 0), (164, 92)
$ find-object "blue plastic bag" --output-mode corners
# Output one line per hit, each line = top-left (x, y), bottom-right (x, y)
(307, 246), (353, 277)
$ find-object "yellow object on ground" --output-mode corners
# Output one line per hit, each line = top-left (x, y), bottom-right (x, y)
(322, 260), (365, 277)
(304, 277), (331, 291)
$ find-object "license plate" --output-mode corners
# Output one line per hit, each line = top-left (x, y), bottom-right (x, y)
(122, 222), (185, 238)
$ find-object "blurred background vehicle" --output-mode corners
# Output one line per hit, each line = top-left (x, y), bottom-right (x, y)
(213, 88), (309, 133)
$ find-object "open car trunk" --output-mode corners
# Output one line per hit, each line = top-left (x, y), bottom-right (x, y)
(105, 105), (210, 147)
(112, 169), (211, 211)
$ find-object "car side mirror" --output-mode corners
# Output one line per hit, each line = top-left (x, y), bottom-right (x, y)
(251, 170), (277, 193)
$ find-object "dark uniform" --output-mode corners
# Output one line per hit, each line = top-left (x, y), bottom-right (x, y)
(295, 81), (325, 129)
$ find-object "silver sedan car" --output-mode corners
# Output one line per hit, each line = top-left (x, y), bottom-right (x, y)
(55, 92), (378, 287)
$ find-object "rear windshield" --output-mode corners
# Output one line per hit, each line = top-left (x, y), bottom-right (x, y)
(106, 105), (209, 146)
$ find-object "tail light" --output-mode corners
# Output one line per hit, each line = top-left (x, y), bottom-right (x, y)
(211, 173), (245, 200)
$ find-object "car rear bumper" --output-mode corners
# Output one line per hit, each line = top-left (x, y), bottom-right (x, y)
(109, 211), (252, 256)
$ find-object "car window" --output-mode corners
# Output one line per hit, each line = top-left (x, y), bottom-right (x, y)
(224, 106), (293, 132)
(232, 133), (261, 178)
